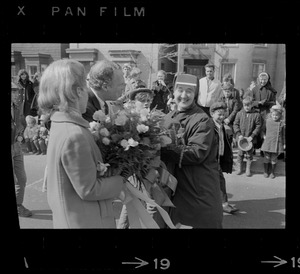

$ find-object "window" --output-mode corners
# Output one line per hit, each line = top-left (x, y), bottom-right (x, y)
(26, 65), (38, 80)
(252, 63), (265, 79)
(221, 63), (236, 82)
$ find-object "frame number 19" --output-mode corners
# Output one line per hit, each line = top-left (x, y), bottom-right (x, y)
(153, 258), (171, 270)
(291, 257), (300, 268)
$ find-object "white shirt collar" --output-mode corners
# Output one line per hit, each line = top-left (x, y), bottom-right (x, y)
(91, 88), (105, 110)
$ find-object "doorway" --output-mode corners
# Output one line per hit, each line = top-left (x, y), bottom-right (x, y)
(184, 59), (208, 79)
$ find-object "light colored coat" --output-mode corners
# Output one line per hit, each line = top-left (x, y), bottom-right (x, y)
(47, 111), (123, 228)
(197, 77), (222, 107)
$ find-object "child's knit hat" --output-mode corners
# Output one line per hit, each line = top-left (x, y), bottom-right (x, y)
(271, 104), (283, 114)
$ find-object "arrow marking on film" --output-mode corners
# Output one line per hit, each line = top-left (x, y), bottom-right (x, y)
(261, 256), (287, 267)
(122, 257), (149, 269)
(24, 257), (28, 268)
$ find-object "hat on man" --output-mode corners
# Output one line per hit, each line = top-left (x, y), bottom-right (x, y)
(210, 102), (227, 113)
(237, 137), (253, 152)
(128, 88), (154, 100)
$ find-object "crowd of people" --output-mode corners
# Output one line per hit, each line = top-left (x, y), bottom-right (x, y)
(11, 60), (286, 227)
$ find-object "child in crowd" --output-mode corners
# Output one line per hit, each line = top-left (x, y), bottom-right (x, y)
(233, 96), (262, 176)
(210, 102), (238, 214)
(35, 114), (50, 155)
(217, 81), (240, 146)
(23, 115), (40, 154)
(239, 88), (245, 100)
(130, 87), (153, 112)
(222, 73), (242, 104)
(261, 105), (285, 178)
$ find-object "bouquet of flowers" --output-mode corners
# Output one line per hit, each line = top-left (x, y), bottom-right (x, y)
(89, 104), (172, 190)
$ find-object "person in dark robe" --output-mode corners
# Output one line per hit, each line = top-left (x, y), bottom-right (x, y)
(160, 73), (223, 228)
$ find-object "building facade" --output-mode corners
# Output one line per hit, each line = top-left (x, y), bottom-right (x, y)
(177, 43), (286, 95)
(11, 43), (70, 82)
(11, 43), (285, 96)
(66, 43), (177, 87)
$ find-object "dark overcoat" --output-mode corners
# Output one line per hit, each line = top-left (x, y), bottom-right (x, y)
(250, 84), (277, 114)
(18, 79), (36, 117)
(233, 108), (262, 144)
(160, 103), (223, 228)
(214, 123), (233, 174)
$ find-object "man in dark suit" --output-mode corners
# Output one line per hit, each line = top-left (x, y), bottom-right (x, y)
(82, 60), (126, 122)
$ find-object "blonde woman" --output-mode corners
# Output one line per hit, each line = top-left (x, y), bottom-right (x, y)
(38, 59), (124, 228)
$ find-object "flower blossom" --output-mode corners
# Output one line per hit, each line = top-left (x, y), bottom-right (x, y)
(93, 110), (107, 122)
(136, 124), (149, 133)
(96, 161), (110, 176)
(102, 137), (111, 145)
(99, 128), (110, 137)
(120, 138), (139, 151)
(89, 121), (100, 131)
(139, 108), (150, 122)
(115, 113), (128, 126)
(39, 126), (46, 133)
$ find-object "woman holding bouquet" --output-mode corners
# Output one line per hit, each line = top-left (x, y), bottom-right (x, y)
(161, 73), (223, 228)
(38, 59), (125, 228)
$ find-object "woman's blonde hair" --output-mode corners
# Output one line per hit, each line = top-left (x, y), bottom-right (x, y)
(38, 59), (86, 113)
